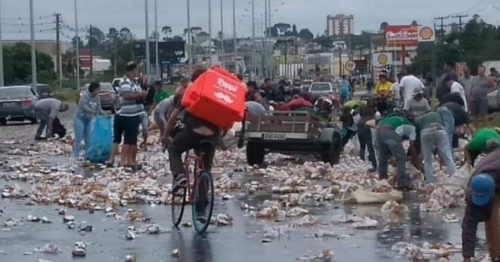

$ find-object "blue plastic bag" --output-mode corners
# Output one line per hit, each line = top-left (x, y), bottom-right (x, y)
(86, 115), (113, 163)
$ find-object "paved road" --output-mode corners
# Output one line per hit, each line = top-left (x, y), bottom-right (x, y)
(0, 100), (489, 262)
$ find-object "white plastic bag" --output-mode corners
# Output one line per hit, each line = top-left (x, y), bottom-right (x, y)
(351, 189), (403, 204)
(442, 164), (473, 191)
(219, 122), (242, 150)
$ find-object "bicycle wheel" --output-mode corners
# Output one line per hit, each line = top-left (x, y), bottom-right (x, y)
(192, 171), (215, 234)
(171, 182), (187, 228)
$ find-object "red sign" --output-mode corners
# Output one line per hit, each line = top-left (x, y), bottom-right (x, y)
(385, 25), (419, 47)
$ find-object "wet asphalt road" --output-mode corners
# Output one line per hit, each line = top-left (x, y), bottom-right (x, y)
(0, 100), (488, 262)
(0, 176), (483, 262)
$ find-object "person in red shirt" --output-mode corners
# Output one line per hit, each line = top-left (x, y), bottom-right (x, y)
(279, 93), (313, 111)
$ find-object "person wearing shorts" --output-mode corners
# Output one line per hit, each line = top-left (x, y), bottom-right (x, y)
(107, 62), (147, 168)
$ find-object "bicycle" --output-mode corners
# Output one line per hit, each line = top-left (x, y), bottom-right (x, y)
(171, 140), (215, 234)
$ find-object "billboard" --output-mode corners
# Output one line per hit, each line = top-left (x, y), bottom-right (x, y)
(134, 40), (186, 61)
(385, 25), (419, 47)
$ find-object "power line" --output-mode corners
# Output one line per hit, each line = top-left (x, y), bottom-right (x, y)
(0, 21), (56, 27)
(434, 16), (450, 40)
(0, 14), (56, 21)
(451, 14), (468, 33)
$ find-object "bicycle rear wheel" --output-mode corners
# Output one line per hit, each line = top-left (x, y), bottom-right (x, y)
(171, 184), (187, 228)
(192, 171), (215, 234)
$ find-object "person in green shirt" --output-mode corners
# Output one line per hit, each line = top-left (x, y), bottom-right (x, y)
(465, 128), (500, 166)
(417, 112), (456, 185)
(344, 100), (366, 112)
(367, 116), (421, 190)
(150, 80), (171, 114)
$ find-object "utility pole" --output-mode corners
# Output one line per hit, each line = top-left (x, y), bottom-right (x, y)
(451, 14), (468, 34)
(208, 0), (213, 66)
(434, 16), (450, 41)
(154, 0), (159, 79)
(74, 0), (80, 89)
(220, 0), (224, 68)
(187, 0), (192, 72)
(251, 0), (256, 78)
(0, 0), (4, 87)
(145, 0), (151, 77)
(29, 0), (37, 89)
(232, 0), (236, 73)
(89, 24), (93, 76)
(55, 13), (61, 89)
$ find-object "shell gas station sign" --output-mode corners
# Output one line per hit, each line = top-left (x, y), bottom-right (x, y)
(385, 25), (435, 47)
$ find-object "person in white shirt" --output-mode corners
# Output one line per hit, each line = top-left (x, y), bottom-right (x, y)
(445, 75), (468, 112)
(391, 73), (404, 109)
(400, 72), (425, 109)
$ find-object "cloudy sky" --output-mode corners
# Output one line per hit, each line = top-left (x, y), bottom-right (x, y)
(1, 0), (499, 41)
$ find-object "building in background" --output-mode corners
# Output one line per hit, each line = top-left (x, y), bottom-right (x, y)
(327, 14), (354, 37)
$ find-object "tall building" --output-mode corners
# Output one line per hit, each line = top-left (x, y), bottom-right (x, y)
(327, 14), (354, 37)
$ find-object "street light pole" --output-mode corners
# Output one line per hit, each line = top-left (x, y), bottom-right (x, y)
(0, 0), (4, 87)
(251, 0), (256, 78)
(232, 0), (237, 73)
(29, 0), (37, 89)
(145, 0), (151, 77)
(154, 0), (159, 79)
(74, 0), (79, 89)
(220, 0), (224, 68)
(187, 0), (192, 71)
(30, 0), (37, 89)
(208, 0), (213, 67)
(264, 0), (268, 78)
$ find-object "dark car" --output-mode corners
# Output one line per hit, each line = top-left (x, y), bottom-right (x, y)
(35, 84), (53, 99)
(77, 82), (120, 113)
(0, 85), (39, 125)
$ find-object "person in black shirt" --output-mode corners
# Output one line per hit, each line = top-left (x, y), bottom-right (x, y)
(260, 78), (277, 102)
(163, 68), (220, 223)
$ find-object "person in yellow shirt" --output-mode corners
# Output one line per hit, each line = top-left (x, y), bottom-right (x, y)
(374, 73), (393, 114)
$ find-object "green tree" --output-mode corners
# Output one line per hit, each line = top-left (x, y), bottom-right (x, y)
(298, 28), (314, 42)
(3, 43), (56, 85)
(411, 17), (500, 76)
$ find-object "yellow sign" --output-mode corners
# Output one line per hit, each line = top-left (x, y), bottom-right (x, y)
(377, 54), (388, 65)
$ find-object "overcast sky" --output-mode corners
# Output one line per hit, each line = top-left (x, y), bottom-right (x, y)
(1, 0), (499, 41)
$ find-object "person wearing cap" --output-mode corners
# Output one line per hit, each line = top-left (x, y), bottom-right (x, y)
(149, 80), (170, 114)
(417, 111), (457, 185)
(461, 150), (500, 262)
(33, 98), (69, 140)
(366, 115), (421, 190)
(403, 87), (431, 122)
(464, 128), (500, 166)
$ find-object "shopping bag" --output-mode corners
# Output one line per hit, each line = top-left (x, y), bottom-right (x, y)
(86, 115), (113, 163)
(218, 122), (242, 150)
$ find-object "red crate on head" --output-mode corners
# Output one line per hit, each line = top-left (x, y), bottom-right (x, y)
(182, 67), (247, 129)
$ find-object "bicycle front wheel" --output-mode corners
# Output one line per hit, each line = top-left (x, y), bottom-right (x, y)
(171, 184), (187, 228)
(192, 171), (215, 234)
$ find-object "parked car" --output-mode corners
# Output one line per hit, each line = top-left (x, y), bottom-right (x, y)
(35, 84), (54, 99)
(309, 82), (336, 102)
(112, 78), (122, 89)
(0, 85), (40, 125)
(77, 82), (120, 113)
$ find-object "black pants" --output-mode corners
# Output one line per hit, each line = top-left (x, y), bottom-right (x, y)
(168, 128), (217, 177)
(113, 115), (141, 145)
(342, 129), (356, 148)
(358, 125), (377, 169)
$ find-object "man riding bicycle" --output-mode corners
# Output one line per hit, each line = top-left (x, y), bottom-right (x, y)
(163, 68), (221, 222)
(373, 73), (394, 115)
